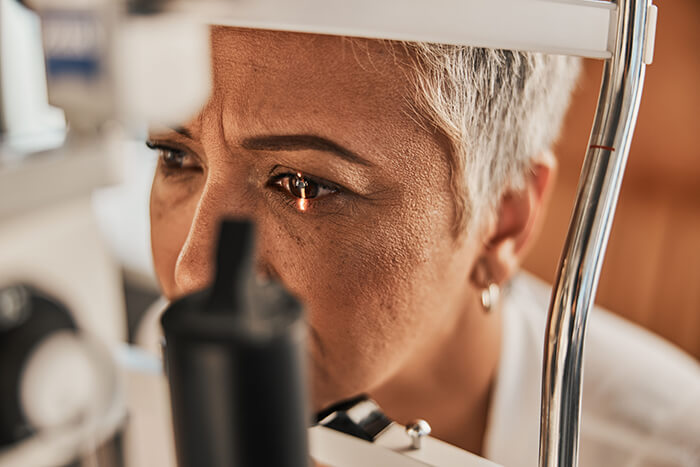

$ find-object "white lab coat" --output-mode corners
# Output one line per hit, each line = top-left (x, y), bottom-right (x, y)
(484, 273), (700, 467)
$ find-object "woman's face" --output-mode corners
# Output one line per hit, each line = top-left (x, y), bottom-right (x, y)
(150, 27), (485, 409)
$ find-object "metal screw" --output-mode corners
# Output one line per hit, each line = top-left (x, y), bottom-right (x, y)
(405, 419), (431, 450)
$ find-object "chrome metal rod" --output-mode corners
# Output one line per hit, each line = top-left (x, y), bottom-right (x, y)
(538, 0), (655, 466)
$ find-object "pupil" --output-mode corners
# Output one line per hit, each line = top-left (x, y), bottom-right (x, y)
(290, 175), (318, 199)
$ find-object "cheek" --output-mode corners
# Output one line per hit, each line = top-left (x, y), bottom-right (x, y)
(259, 188), (455, 397)
(150, 175), (202, 298)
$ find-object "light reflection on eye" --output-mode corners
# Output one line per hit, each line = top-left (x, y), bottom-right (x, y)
(298, 198), (309, 212)
(271, 171), (337, 212)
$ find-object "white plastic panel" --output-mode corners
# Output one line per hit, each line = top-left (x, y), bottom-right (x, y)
(0, 0), (66, 153)
(195, 0), (616, 58)
(309, 424), (502, 466)
(0, 199), (126, 344)
(309, 425), (430, 466)
(375, 423), (500, 466)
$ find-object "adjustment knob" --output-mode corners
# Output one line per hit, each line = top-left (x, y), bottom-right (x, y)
(405, 419), (431, 449)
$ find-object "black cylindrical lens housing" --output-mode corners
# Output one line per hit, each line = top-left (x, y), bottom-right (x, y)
(161, 220), (309, 467)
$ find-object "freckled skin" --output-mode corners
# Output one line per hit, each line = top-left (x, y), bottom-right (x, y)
(150, 27), (510, 453)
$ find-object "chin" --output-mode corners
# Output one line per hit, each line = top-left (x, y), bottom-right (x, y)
(308, 361), (368, 414)
(306, 332), (386, 414)
(309, 366), (347, 413)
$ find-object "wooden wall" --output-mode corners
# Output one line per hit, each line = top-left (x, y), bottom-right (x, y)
(523, 0), (700, 361)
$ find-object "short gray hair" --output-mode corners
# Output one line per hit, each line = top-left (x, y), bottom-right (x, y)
(404, 45), (581, 234)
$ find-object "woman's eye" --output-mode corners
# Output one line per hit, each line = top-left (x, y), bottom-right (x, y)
(161, 149), (185, 168)
(146, 141), (199, 171)
(273, 172), (337, 201)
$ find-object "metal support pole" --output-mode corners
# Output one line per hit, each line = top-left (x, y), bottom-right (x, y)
(538, 0), (656, 466)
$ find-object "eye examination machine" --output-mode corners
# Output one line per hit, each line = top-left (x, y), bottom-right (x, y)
(0, 0), (660, 466)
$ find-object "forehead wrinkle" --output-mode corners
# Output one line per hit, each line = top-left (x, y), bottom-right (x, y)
(208, 27), (452, 183)
(212, 29), (406, 97)
(198, 96), (235, 166)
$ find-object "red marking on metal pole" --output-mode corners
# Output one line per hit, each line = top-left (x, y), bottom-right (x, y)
(590, 144), (615, 151)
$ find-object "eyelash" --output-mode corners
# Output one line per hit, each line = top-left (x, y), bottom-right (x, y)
(147, 141), (201, 176)
(146, 141), (342, 211)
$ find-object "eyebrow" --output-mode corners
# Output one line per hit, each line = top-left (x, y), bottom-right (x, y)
(241, 134), (373, 167)
(172, 126), (194, 139)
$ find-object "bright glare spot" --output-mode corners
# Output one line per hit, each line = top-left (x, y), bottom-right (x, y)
(297, 198), (308, 212)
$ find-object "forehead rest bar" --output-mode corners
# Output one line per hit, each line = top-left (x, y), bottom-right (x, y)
(190, 0), (616, 59)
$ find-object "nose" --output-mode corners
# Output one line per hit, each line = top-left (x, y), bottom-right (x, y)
(173, 181), (252, 296)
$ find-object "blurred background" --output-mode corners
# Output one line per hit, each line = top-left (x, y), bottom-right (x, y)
(0, 0), (697, 465)
(524, 0), (700, 361)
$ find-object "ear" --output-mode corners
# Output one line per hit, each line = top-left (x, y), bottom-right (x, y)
(472, 152), (557, 287)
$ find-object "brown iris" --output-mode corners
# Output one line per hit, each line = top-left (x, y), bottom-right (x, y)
(289, 173), (319, 199)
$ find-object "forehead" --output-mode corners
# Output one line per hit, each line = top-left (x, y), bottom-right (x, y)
(210, 26), (410, 96)
(208, 28), (416, 129)
(202, 27), (446, 172)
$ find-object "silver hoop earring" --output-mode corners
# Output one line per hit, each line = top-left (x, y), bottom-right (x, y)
(481, 283), (500, 313)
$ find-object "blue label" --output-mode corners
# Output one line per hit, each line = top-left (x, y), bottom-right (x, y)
(41, 10), (103, 79)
